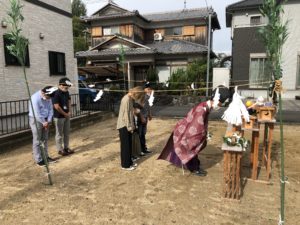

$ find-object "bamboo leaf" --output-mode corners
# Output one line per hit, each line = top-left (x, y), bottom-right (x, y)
(5, 0), (53, 185)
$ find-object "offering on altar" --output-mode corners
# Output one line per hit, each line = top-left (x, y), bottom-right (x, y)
(245, 97), (276, 121)
(225, 123), (241, 137)
(245, 100), (257, 115)
(223, 132), (249, 150)
(256, 106), (276, 121)
(242, 115), (257, 129)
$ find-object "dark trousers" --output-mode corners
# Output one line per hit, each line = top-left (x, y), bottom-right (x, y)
(138, 123), (147, 152)
(186, 155), (200, 172)
(119, 127), (133, 168)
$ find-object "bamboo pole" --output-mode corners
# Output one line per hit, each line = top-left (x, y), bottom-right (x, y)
(278, 93), (285, 222)
(23, 67), (53, 185)
(6, 0), (53, 185)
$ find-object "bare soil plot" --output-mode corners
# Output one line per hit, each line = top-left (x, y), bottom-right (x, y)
(0, 118), (299, 225)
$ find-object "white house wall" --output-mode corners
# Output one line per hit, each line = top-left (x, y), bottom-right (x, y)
(0, 0), (77, 102)
(231, 9), (268, 39)
(281, 1), (300, 93)
(213, 68), (230, 89)
(39, 0), (71, 13)
(231, 2), (300, 98)
(157, 66), (171, 83)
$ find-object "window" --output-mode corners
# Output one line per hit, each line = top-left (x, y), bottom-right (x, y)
(165, 27), (182, 36)
(250, 16), (262, 26)
(91, 27), (102, 37)
(103, 26), (120, 36)
(249, 54), (270, 88)
(134, 26), (144, 40)
(3, 35), (30, 67)
(48, 51), (66, 76)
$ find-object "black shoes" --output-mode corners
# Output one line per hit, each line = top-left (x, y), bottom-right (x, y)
(132, 156), (140, 162)
(47, 157), (57, 164)
(37, 157), (57, 167)
(193, 168), (207, 177)
(142, 149), (152, 154)
(64, 148), (74, 154)
(58, 150), (68, 156)
(37, 160), (45, 167)
(58, 148), (74, 156)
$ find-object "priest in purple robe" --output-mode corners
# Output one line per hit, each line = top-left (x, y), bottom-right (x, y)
(158, 86), (230, 176)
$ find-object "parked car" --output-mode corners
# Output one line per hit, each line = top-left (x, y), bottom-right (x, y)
(78, 79), (98, 105)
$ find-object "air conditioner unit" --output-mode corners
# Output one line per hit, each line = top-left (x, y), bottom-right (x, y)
(154, 33), (163, 41)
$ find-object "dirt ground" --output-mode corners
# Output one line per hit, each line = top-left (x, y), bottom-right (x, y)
(0, 118), (299, 225)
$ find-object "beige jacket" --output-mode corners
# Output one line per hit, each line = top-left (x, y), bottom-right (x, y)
(117, 94), (134, 131)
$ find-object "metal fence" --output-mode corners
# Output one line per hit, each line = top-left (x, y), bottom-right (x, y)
(0, 94), (115, 137)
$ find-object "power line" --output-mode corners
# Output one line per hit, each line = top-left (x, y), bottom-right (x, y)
(204, 0), (209, 10)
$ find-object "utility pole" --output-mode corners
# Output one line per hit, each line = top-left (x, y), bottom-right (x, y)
(206, 11), (212, 98)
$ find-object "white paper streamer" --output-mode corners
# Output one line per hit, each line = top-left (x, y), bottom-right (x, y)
(191, 83), (195, 90)
(148, 90), (155, 107)
(212, 87), (220, 108)
(93, 90), (104, 102)
(222, 86), (250, 125)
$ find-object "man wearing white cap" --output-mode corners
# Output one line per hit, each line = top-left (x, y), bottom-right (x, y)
(29, 86), (57, 166)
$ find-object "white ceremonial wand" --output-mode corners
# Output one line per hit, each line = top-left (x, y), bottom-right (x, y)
(191, 83), (195, 90)
(148, 90), (155, 107)
(94, 90), (104, 102)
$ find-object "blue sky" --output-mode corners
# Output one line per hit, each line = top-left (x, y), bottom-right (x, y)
(84, 0), (240, 53)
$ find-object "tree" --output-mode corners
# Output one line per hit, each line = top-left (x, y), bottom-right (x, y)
(71, 0), (88, 56)
(73, 16), (86, 37)
(146, 67), (159, 83)
(168, 60), (207, 95)
(72, 0), (87, 17)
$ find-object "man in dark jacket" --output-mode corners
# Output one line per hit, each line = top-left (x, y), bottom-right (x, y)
(139, 82), (153, 155)
(52, 77), (74, 156)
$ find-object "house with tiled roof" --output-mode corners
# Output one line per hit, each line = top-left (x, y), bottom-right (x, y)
(76, 2), (220, 87)
(226, 0), (300, 99)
